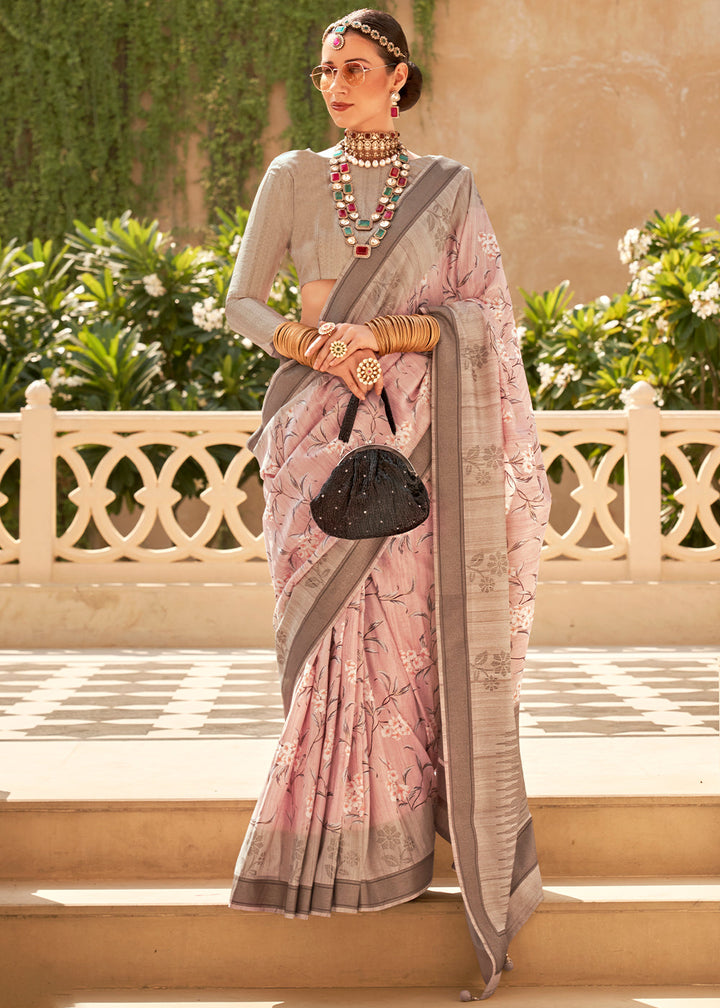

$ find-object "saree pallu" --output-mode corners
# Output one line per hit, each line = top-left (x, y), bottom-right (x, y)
(230, 159), (551, 999)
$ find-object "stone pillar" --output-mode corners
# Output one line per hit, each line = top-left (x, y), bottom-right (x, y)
(625, 380), (662, 581)
(19, 380), (55, 583)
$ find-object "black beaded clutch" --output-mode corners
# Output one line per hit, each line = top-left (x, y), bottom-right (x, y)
(310, 390), (430, 540)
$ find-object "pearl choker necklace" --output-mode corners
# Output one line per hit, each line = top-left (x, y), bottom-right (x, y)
(342, 130), (401, 168)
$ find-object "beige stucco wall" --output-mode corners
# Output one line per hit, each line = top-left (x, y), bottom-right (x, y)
(397, 0), (720, 302)
(168, 0), (719, 306)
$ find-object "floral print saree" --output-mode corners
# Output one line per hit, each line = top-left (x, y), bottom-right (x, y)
(228, 156), (551, 998)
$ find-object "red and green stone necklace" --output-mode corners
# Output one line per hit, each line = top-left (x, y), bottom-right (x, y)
(329, 131), (410, 259)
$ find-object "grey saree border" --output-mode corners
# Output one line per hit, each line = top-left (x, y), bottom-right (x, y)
(231, 850), (434, 916)
(430, 305), (541, 998)
(271, 158), (464, 709)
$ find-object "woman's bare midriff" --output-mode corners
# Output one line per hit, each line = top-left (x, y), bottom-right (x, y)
(300, 279), (337, 328)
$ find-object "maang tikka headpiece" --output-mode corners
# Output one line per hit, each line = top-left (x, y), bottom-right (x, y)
(323, 18), (407, 60)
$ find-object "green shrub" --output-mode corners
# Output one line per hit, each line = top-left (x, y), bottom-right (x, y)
(520, 210), (720, 411)
(518, 211), (720, 547)
(0, 208), (298, 518)
(0, 208), (296, 414)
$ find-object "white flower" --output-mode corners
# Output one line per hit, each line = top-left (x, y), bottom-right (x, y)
(618, 228), (652, 266)
(619, 388), (633, 407)
(48, 367), (65, 389)
(514, 324), (527, 347)
(630, 261), (662, 298)
(192, 296), (225, 331)
(592, 340), (605, 358)
(49, 368), (84, 389)
(554, 363), (582, 390)
(241, 337), (252, 350)
(228, 235), (242, 257)
(537, 362), (555, 394)
(656, 316), (669, 334)
(212, 371), (223, 384)
(689, 281), (720, 319)
(143, 273), (166, 297)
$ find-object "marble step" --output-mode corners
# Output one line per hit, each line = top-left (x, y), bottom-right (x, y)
(3, 877), (719, 1006)
(47, 987), (720, 1008)
(2, 795), (719, 880)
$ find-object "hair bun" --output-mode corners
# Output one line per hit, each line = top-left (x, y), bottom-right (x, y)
(399, 60), (423, 112)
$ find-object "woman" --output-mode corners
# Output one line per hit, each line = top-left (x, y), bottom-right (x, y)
(226, 9), (550, 1000)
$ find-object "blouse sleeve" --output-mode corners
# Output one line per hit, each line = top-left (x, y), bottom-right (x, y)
(225, 155), (295, 356)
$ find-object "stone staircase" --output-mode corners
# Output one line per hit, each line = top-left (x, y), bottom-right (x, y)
(1, 645), (719, 1007)
(2, 792), (720, 1007)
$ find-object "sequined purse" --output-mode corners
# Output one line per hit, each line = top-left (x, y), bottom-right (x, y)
(310, 390), (430, 540)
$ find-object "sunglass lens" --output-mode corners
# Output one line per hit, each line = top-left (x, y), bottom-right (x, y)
(342, 62), (366, 86)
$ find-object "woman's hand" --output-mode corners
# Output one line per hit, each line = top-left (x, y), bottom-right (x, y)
(306, 322), (379, 371)
(330, 348), (383, 399)
(306, 323), (382, 399)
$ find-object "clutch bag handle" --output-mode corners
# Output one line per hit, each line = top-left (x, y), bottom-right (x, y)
(339, 389), (396, 444)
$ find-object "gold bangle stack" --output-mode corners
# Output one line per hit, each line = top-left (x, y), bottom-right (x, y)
(273, 321), (319, 365)
(367, 314), (440, 356)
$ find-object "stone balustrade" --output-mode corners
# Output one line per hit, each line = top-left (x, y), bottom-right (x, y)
(1, 380), (719, 588)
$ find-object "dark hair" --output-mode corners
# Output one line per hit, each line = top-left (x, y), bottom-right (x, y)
(327, 8), (423, 111)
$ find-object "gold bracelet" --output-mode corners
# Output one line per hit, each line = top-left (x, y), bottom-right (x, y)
(367, 314), (440, 356)
(273, 322), (319, 365)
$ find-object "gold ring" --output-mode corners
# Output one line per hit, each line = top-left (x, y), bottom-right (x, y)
(318, 322), (336, 337)
(356, 357), (381, 386)
(329, 340), (348, 359)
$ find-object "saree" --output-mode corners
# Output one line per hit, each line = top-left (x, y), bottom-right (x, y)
(229, 156), (551, 999)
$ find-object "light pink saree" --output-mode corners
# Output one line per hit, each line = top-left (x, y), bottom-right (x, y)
(230, 158), (551, 998)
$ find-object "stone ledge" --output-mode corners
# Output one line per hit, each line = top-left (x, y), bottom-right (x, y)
(0, 580), (718, 647)
(534, 580), (720, 646)
(0, 583), (276, 648)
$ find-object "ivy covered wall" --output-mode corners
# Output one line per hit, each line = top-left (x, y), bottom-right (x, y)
(0, 1), (434, 243)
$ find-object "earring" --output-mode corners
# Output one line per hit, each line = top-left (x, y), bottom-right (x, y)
(390, 92), (400, 119)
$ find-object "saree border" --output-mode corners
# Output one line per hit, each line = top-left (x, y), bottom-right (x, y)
(430, 305), (542, 998)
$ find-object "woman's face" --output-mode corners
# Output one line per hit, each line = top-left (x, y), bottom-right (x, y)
(319, 32), (407, 133)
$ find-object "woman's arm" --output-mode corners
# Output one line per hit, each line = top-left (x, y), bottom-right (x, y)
(225, 155), (295, 357)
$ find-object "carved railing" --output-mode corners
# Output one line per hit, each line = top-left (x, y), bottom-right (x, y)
(0, 380), (718, 585)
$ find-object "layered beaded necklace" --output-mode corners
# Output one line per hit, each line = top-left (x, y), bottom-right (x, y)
(329, 130), (410, 259)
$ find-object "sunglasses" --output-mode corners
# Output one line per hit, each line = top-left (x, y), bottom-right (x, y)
(310, 61), (395, 91)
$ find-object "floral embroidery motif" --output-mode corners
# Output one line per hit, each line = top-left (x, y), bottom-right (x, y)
(461, 342), (490, 379)
(470, 650), (512, 690)
(468, 551), (508, 592)
(463, 444), (504, 485)
(477, 232), (501, 259)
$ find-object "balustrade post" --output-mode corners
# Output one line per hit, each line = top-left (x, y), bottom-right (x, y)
(19, 381), (56, 583)
(625, 380), (662, 581)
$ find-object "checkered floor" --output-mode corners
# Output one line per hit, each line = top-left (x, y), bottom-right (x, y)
(0, 648), (717, 741)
